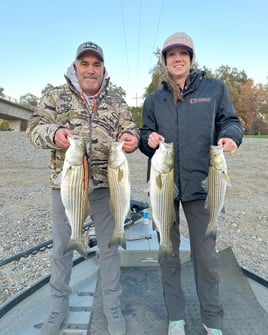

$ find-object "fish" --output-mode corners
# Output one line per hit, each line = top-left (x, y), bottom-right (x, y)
(108, 141), (131, 249)
(149, 141), (175, 261)
(203, 145), (232, 239)
(60, 135), (90, 258)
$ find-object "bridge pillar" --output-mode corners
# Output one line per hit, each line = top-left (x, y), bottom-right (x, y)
(8, 119), (23, 131)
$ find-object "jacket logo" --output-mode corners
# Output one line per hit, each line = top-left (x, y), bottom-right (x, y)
(189, 98), (211, 104)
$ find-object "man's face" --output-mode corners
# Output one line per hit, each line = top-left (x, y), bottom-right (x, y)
(75, 53), (104, 94)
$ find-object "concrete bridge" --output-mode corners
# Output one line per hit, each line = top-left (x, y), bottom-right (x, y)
(0, 96), (34, 131)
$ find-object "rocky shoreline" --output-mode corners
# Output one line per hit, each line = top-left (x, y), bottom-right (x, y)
(0, 132), (267, 305)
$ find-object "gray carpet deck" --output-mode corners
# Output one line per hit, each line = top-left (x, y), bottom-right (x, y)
(88, 248), (268, 335)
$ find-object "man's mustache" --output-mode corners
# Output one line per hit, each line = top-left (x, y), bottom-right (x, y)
(84, 75), (97, 79)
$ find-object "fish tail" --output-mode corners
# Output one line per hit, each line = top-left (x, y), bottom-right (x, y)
(158, 244), (174, 263)
(109, 232), (126, 250)
(205, 221), (217, 240)
(65, 239), (88, 258)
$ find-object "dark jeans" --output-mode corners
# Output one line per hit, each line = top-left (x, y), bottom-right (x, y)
(159, 199), (224, 330)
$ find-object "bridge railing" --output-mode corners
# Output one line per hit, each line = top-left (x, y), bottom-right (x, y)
(0, 95), (35, 111)
(1, 94), (21, 105)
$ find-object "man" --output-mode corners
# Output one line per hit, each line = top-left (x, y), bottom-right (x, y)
(27, 41), (139, 335)
(139, 32), (243, 335)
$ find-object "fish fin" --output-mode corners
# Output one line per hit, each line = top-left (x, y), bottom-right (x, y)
(205, 223), (217, 240)
(222, 172), (232, 187)
(55, 172), (63, 186)
(61, 165), (73, 181)
(117, 167), (124, 182)
(158, 244), (174, 263)
(155, 174), (163, 190)
(174, 184), (180, 199)
(201, 177), (208, 192)
(204, 196), (209, 209)
(65, 239), (88, 259)
(109, 232), (126, 250)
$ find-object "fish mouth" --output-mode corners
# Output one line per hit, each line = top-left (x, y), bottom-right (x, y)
(211, 145), (223, 153)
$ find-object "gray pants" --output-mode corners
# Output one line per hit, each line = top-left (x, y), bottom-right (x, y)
(49, 188), (121, 313)
(159, 199), (224, 330)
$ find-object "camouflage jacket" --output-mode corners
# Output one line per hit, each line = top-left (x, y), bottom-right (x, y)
(26, 74), (140, 189)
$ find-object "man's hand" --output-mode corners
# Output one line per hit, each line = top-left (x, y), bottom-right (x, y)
(54, 128), (72, 148)
(119, 133), (139, 153)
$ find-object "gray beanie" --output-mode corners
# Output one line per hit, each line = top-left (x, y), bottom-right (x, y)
(161, 32), (194, 64)
(76, 41), (104, 62)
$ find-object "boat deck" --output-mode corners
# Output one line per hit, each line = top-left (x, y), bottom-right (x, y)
(0, 221), (267, 335)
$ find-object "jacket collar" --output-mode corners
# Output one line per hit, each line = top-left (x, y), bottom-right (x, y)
(162, 69), (205, 95)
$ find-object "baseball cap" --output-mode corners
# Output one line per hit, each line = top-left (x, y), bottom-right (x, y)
(161, 32), (194, 64)
(76, 41), (104, 62)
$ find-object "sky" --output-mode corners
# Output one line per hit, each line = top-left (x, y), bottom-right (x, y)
(1, 0), (268, 107)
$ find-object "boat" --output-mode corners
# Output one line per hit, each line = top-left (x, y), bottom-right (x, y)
(0, 201), (267, 335)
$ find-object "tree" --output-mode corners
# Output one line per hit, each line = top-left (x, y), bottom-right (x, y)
(131, 106), (142, 128)
(252, 84), (268, 134)
(109, 82), (126, 98)
(144, 49), (164, 98)
(0, 119), (12, 131)
(236, 80), (255, 134)
(0, 87), (4, 97)
(20, 93), (39, 109)
(214, 65), (248, 106)
(41, 83), (55, 96)
(236, 80), (268, 134)
(200, 65), (214, 78)
(265, 76), (268, 89)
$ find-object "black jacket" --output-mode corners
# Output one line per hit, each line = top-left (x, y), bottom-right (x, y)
(139, 70), (243, 202)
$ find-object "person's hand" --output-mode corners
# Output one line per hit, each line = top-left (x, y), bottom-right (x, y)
(217, 137), (238, 154)
(54, 128), (72, 148)
(148, 132), (165, 149)
(119, 133), (139, 153)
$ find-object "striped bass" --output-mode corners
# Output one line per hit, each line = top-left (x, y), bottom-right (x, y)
(61, 135), (90, 258)
(149, 141), (175, 261)
(108, 141), (131, 249)
(204, 145), (231, 239)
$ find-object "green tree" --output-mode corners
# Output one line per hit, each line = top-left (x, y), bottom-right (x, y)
(109, 82), (126, 98)
(20, 93), (39, 109)
(131, 106), (142, 128)
(41, 83), (55, 96)
(0, 119), (12, 130)
(144, 49), (164, 98)
(0, 87), (4, 97)
(200, 65), (214, 78)
(214, 65), (248, 106)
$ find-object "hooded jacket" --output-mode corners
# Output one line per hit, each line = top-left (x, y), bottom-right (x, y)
(27, 65), (140, 189)
(139, 70), (243, 202)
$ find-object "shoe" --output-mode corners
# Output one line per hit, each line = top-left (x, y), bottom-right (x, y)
(103, 306), (126, 335)
(203, 323), (223, 335)
(39, 310), (69, 335)
(168, 320), (186, 335)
